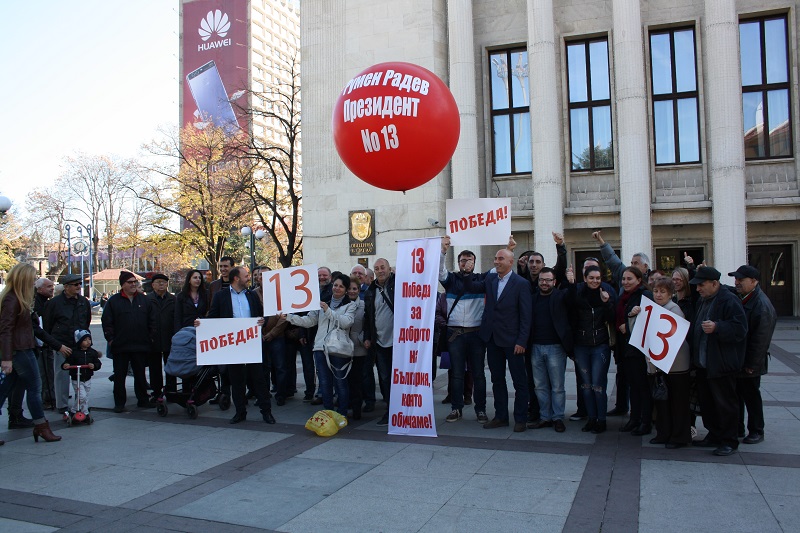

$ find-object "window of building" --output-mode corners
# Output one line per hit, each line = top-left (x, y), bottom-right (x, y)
(740, 15), (792, 159)
(567, 38), (613, 171)
(489, 48), (531, 175)
(650, 28), (700, 165)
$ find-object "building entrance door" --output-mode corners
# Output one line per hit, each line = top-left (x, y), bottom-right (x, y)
(748, 244), (794, 316)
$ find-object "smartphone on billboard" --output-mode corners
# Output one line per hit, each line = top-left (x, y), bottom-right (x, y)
(186, 60), (239, 134)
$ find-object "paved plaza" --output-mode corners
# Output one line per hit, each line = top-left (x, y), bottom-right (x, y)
(0, 316), (798, 532)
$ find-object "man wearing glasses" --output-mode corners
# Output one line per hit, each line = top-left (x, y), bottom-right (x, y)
(43, 274), (91, 417)
(102, 271), (156, 412)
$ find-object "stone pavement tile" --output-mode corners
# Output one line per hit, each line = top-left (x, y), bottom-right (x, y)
(248, 457), (374, 492)
(32, 465), (188, 506)
(418, 504), (566, 533)
(333, 471), (469, 505)
(764, 494), (800, 532)
(0, 517), (58, 533)
(0, 501), (86, 529)
(740, 418), (800, 455)
(371, 444), (495, 479)
(188, 428), (291, 454)
(763, 405), (797, 420)
(747, 465), (800, 496)
(0, 451), (102, 493)
(280, 493), (441, 533)
(475, 450), (587, 481)
(114, 441), (256, 476)
(772, 340), (800, 353)
(640, 460), (759, 495)
(788, 407), (800, 420)
(296, 437), (409, 464)
(452, 474), (579, 516)
(508, 423), (597, 444)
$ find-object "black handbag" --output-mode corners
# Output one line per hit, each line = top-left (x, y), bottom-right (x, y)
(652, 373), (669, 401)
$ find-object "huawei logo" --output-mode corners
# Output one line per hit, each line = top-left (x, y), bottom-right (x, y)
(199, 10), (230, 41)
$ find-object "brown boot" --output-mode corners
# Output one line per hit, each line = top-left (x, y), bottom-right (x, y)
(33, 421), (62, 443)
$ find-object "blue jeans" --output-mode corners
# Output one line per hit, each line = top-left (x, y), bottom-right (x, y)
(486, 340), (529, 423)
(448, 329), (486, 413)
(313, 350), (349, 416)
(0, 349), (46, 423)
(574, 344), (611, 421)
(265, 337), (288, 398)
(532, 344), (567, 421)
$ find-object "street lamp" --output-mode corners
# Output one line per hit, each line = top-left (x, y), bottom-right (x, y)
(0, 195), (11, 216)
(240, 226), (266, 287)
(65, 225), (72, 274)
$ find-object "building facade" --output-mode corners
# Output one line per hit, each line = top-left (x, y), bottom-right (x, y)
(302, 0), (799, 316)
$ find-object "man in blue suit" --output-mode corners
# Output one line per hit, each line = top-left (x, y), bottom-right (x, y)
(466, 248), (532, 432)
(203, 266), (276, 425)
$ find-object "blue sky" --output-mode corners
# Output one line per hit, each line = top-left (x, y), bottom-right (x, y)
(0, 0), (179, 212)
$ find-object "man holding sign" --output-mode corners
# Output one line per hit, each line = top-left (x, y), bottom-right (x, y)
(204, 267), (275, 425)
(688, 266), (747, 456)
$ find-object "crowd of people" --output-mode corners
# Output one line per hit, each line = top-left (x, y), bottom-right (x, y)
(0, 229), (778, 456)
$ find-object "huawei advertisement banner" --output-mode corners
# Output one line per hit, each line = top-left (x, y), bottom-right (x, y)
(388, 238), (440, 437)
(182, 0), (249, 135)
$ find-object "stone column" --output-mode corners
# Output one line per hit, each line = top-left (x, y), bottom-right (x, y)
(704, 0), (747, 273)
(528, 0), (564, 259)
(612, 0), (652, 263)
(447, 0), (482, 264)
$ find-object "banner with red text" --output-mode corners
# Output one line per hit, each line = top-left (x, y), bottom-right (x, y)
(389, 237), (440, 437)
(446, 198), (511, 245)
(261, 265), (321, 316)
(629, 296), (690, 373)
(196, 318), (262, 365)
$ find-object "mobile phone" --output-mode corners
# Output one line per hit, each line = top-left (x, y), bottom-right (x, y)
(186, 60), (239, 134)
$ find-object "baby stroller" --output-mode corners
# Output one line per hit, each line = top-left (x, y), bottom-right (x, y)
(158, 327), (231, 419)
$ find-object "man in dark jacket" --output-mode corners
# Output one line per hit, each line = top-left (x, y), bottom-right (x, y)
(689, 266), (748, 456)
(147, 273), (176, 398)
(102, 270), (156, 412)
(206, 266), (275, 424)
(43, 273), (91, 416)
(729, 265), (777, 445)
(32, 277), (71, 416)
(363, 258), (396, 426)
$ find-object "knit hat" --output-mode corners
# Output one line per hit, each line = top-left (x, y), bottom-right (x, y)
(119, 270), (137, 285)
(74, 329), (92, 346)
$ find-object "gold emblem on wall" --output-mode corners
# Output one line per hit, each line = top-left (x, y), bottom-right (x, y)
(349, 210), (375, 256)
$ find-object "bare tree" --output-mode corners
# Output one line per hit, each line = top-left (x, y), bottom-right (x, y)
(25, 188), (71, 277)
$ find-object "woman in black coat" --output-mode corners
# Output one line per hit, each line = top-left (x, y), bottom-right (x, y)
(174, 270), (210, 333)
(616, 267), (654, 436)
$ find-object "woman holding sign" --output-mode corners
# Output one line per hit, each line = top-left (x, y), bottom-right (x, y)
(283, 274), (357, 417)
(616, 267), (654, 436)
(650, 278), (692, 448)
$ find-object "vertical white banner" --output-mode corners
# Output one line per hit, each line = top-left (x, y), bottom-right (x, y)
(388, 237), (440, 437)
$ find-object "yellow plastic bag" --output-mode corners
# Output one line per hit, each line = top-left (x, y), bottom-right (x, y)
(305, 410), (348, 437)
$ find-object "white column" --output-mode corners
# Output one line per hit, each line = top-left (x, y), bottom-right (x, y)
(447, 0), (482, 264)
(704, 0), (747, 273)
(612, 0), (652, 263)
(527, 0), (564, 259)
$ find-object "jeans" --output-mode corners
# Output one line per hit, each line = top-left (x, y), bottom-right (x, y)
(447, 329), (486, 413)
(531, 344), (567, 421)
(314, 350), (350, 416)
(0, 349), (46, 423)
(574, 344), (611, 421)
(374, 344), (393, 409)
(266, 337), (288, 398)
(486, 339), (529, 423)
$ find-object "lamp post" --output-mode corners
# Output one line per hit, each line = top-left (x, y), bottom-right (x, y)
(0, 195), (11, 217)
(65, 225), (72, 274)
(87, 226), (94, 299)
(240, 226), (266, 288)
(77, 226), (85, 296)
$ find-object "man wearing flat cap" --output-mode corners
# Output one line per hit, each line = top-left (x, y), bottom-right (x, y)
(102, 270), (156, 412)
(689, 266), (748, 456)
(43, 273), (92, 417)
(729, 265), (776, 445)
(147, 273), (175, 399)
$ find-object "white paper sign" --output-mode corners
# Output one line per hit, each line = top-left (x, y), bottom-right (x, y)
(445, 198), (511, 245)
(628, 296), (690, 373)
(388, 237), (440, 437)
(261, 264), (321, 316)
(196, 318), (262, 365)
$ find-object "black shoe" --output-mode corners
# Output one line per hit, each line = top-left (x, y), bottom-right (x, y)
(606, 407), (628, 417)
(108, 374), (115, 382)
(513, 422), (526, 433)
(310, 397), (323, 406)
(568, 411), (587, 421)
(742, 432), (764, 444)
(245, 391), (255, 400)
(692, 436), (719, 448)
(526, 419), (553, 430)
(649, 437), (669, 445)
(8, 415), (35, 429)
(377, 413), (389, 426)
(553, 420), (566, 433)
(619, 419), (639, 432)
(352, 408), (362, 421)
(230, 412), (247, 424)
(582, 418), (597, 432)
(276, 396), (286, 407)
(302, 394), (314, 403)
(363, 402), (375, 413)
(113, 405), (125, 413)
(137, 398), (156, 408)
(713, 445), (737, 456)
(591, 421), (607, 434)
(665, 442), (687, 449)
(262, 410), (276, 424)
(441, 395), (451, 404)
(483, 418), (510, 429)
(631, 424), (652, 436)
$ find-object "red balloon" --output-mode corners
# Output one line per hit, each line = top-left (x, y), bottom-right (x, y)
(332, 62), (460, 192)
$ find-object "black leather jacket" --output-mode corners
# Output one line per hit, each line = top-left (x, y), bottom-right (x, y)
(740, 285), (777, 377)
(569, 282), (616, 347)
